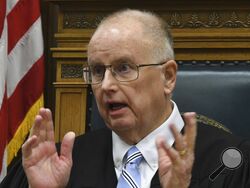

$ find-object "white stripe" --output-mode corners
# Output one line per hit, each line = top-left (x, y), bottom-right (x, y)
(6, 0), (19, 15)
(0, 147), (7, 182)
(0, 18), (8, 108)
(7, 17), (44, 98)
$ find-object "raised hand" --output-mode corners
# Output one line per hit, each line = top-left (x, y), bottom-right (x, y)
(156, 112), (197, 188)
(22, 108), (75, 188)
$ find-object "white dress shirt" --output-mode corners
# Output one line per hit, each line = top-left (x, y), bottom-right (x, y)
(112, 101), (184, 188)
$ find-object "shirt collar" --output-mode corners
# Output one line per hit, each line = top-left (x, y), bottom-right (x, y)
(112, 101), (184, 170)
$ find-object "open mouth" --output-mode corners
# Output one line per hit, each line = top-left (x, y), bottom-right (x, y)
(108, 103), (127, 111)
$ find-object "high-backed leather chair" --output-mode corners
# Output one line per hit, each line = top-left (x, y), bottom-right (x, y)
(88, 61), (250, 139)
(173, 61), (250, 139)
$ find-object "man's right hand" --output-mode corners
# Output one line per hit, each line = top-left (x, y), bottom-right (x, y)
(22, 108), (75, 188)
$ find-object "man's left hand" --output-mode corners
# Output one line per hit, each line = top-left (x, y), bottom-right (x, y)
(156, 112), (197, 188)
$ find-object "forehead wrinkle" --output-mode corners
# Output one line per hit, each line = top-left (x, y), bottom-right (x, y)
(89, 54), (135, 66)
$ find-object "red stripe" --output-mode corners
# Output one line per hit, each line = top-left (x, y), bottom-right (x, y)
(0, 89), (8, 173)
(0, 0), (6, 37)
(7, 0), (40, 53)
(7, 55), (44, 140)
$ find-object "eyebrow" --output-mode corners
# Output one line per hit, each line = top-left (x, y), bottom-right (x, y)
(112, 57), (135, 65)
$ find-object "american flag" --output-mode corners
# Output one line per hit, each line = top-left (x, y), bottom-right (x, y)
(0, 0), (44, 181)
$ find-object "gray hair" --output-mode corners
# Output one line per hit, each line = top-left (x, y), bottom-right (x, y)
(95, 9), (175, 62)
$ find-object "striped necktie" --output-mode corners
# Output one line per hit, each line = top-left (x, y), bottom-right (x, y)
(117, 146), (143, 188)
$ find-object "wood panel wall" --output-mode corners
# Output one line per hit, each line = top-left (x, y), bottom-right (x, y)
(41, 0), (250, 141)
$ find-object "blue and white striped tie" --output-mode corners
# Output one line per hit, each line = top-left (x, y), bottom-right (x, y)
(117, 146), (143, 188)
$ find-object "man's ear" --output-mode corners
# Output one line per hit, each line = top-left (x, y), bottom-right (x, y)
(162, 60), (178, 95)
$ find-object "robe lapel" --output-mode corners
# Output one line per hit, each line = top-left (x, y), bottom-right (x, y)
(150, 170), (161, 188)
(102, 151), (117, 188)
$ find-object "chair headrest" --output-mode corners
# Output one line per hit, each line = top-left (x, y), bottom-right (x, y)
(173, 62), (250, 139)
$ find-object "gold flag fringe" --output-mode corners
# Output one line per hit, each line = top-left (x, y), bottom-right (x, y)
(7, 94), (44, 165)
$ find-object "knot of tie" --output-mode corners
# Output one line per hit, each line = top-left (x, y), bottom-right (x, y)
(117, 146), (143, 188)
(125, 146), (143, 167)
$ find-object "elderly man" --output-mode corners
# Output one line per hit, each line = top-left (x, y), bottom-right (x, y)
(1, 9), (249, 188)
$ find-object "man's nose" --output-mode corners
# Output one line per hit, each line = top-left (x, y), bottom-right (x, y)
(101, 69), (118, 91)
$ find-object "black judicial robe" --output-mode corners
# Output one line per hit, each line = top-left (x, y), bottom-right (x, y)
(1, 122), (250, 188)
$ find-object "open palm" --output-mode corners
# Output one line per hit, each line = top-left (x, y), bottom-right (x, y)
(22, 108), (75, 188)
(156, 112), (197, 188)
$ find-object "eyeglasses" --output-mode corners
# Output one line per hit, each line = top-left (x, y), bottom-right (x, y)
(83, 61), (168, 84)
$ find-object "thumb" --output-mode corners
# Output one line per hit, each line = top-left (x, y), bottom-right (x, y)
(60, 132), (75, 161)
(156, 136), (172, 176)
(156, 136), (169, 158)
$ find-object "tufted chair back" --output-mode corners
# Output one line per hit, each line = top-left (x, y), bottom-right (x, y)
(173, 61), (250, 139)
